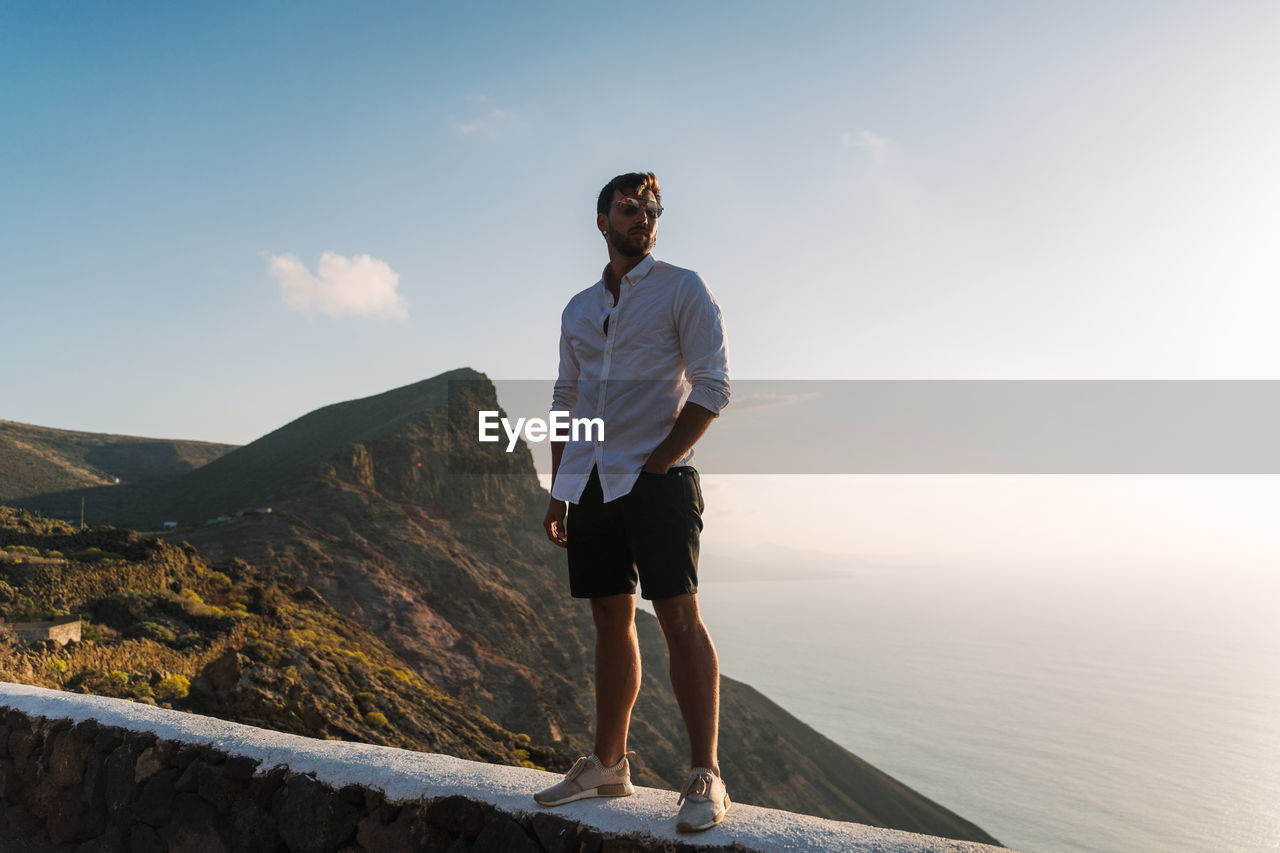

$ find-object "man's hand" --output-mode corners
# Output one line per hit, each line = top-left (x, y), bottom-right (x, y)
(543, 498), (568, 548)
(642, 402), (716, 474)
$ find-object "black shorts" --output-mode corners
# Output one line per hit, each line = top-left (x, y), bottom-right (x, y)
(566, 465), (705, 600)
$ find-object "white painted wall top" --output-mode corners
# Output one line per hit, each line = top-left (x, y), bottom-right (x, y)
(0, 682), (1013, 853)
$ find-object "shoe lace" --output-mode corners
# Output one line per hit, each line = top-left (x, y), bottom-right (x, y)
(678, 770), (712, 805)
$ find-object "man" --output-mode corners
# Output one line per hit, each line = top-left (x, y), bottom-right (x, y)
(535, 172), (732, 832)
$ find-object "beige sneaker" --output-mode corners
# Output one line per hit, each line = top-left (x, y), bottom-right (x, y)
(675, 767), (730, 832)
(534, 754), (635, 806)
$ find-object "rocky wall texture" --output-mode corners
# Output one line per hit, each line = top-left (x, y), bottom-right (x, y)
(0, 707), (749, 853)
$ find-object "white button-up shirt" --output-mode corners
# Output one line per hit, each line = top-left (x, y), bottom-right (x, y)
(551, 254), (730, 503)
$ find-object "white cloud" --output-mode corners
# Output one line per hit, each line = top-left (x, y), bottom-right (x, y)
(842, 129), (889, 165)
(266, 251), (408, 320)
(451, 108), (514, 136)
(449, 95), (520, 138)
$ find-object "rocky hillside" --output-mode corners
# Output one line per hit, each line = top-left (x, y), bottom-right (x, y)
(0, 508), (557, 770)
(0, 419), (234, 514)
(1, 371), (1001, 846)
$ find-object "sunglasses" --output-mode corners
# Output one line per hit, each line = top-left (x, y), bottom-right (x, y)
(614, 198), (663, 219)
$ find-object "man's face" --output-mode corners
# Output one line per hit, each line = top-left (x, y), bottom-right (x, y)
(599, 187), (658, 258)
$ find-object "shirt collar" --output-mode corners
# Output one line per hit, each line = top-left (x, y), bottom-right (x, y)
(626, 254), (658, 284)
(598, 254), (658, 291)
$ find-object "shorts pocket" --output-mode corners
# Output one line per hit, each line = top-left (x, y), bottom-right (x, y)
(685, 471), (705, 515)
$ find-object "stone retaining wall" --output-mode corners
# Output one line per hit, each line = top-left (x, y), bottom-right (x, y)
(0, 616), (82, 647)
(0, 706), (746, 853)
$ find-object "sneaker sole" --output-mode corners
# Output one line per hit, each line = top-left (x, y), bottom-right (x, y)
(676, 795), (731, 832)
(535, 783), (634, 807)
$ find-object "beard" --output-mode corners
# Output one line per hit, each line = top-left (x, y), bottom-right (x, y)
(607, 223), (655, 258)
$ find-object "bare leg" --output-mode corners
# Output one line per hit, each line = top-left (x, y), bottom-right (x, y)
(591, 593), (641, 767)
(652, 593), (720, 775)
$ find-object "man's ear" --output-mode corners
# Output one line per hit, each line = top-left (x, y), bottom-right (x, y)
(597, 212), (608, 235)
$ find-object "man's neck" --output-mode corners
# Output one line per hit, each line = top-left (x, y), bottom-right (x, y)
(605, 252), (648, 299)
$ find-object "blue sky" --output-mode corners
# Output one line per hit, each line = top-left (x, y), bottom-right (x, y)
(5, 1), (1277, 444)
(4, 2), (1279, 573)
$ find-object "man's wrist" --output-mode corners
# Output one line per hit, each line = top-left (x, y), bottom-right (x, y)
(643, 452), (678, 473)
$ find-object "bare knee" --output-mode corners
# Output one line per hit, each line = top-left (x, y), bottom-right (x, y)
(591, 594), (636, 635)
(653, 594), (705, 647)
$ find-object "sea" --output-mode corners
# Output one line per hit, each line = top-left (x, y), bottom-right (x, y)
(642, 560), (1280, 853)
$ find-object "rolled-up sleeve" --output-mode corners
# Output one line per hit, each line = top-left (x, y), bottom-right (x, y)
(676, 273), (730, 415)
(551, 313), (579, 413)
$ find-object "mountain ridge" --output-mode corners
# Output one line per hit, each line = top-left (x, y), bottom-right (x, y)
(0, 371), (1001, 845)
(0, 419), (235, 512)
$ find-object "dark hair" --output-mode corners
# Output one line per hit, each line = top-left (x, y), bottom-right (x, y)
(597, 172), (661, 216)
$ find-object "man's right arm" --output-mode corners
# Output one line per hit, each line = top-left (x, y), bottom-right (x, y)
(543, 438), (568, 547)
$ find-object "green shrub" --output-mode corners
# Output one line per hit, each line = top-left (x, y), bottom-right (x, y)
(6, 596), (68, 622)
(336, 649), (369, 665)
(163, 589), (219, 620)
(243, 640), (285, 666)
(108, 670), (129, 692)
(99, 590), (152, 622)
(285, 628), (319, 647)
(73, 547), (126, 563)
(174, 630), (202, 649)
(363, 712), (389, 729)
(95, 589), (231, 641)
(155, 675), (190, 701)
(81, 622), (109, 643)
(133, 621), (177, 644)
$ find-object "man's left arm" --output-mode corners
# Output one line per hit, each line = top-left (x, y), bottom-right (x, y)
(643, 272), (730, 473)
(643, 402), (718, 473)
